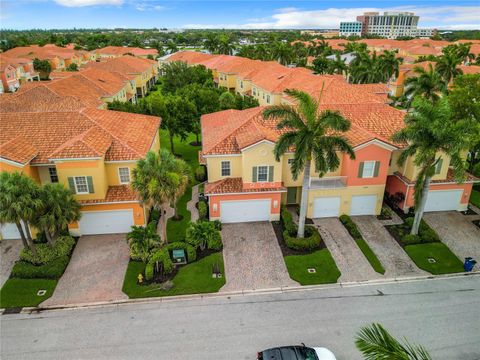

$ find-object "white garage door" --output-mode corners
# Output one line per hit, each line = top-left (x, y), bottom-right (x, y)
(424, 190), (463, 212)
(313, 197), (341, 218)
(79, 210), (134, 235)
(220, 199), (270, 223)
(350, 195), (378, 216)
(0, 223), (22, 240)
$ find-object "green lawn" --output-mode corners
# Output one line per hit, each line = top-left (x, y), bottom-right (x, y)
(284, 249), (341, 285)
(122, 252), (225, 298)
(470, 189), (480, 208)
(404, 243), (464, 275)
(160, 129), (202, 242)
(0, 279), (57, 308)
(355, 239), (385, 274)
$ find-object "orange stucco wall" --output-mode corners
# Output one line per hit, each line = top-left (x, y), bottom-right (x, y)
(386, 174), (473, 211)
(341, 144), (392, 187)
(209, 192), (282, 219)
(0, 161), (40, 182)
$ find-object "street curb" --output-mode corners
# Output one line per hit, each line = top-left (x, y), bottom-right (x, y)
(4, 271), (479, 315)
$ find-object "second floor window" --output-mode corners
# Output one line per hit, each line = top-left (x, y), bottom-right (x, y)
(221, 161), (231, 176)
(266, 95), (270, 103)
(74, 176), (89, 194)
(240, 81), (243, 89)
(358, 161), (380, 178)
(119, 167), (131, 184)
(257, 166), (268, 182)
(434, 159), (443, 175)
(49, 167), (58, 183)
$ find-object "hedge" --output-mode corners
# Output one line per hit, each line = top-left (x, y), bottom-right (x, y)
(403, 217), (441, 244)
(281, 206), (297, 234)
(146, 249), (174, 281)
(10, 256), (70, 279)
(198, 201), (208, 220)
(20, 236), (75, 265)
(283, 225), (322, 251)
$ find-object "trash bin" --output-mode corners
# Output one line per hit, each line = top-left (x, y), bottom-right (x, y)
(464, 257), (477, 272)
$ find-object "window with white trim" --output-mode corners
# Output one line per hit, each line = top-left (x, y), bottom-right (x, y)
(74, 176), (89, 194)
(49, 167), (58, 183)
(362, 161), (376, 178)
(266, 95), (270, 104)
(118, 167), (131, 184)
(257, 166), (268, 182)
(221, 161), (230, 176)
(253, 87), (256, 96)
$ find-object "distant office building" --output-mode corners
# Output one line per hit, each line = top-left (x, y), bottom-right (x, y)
(415, 28), (436, 39)
(339, 22), (363, 37)
(356, 11), (419, 39)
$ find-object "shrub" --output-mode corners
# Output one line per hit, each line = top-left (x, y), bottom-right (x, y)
(212, 220), (222, 231)
(402, 234), (422, 245)
(281, 206), (297, 235)
(33, 231), (48, 244)
(207, 230), (222, 250)
(339, 215), (362, 240)
(195, 166), (207, 182)
(145, 263), (154, 281)
(404, 217), (440, 243)
(165, 242), (197, 262)
(186, 221), (223, 251)
(20, 236), (75, 265)
(198, 201), (208, 220)
(380, 207), (392, 218)
(283, 225), (322, 251)
(148, 249), (174, 275)
(149, 208), (161, 224)
(472, 162), (480, 178)
(10, 256), (69, 279)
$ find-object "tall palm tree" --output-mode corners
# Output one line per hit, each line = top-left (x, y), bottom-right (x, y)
(271, 42), (293, 66)
(349, 51), (384, 84)
(204, 33), (219, 54)
(403, 64), (446, 107)
(435, 51), (463, 85)
(327, 53), (347, 75)
(392, 97), (474, 235)
(379, 50), (402, 82)
(165, 41), (178, 54)
(263, 89), (355, 238)
(131, 149), (190, 242)
(355, 323), (432, 360)
(0, 171), (41, 255)
(217, 35), (235, 55)
(33, 183), (81, 246)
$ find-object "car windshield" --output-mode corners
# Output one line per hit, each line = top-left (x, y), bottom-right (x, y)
(296, 347), (319, 360)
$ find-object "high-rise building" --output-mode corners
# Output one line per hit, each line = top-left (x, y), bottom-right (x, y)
(339, 22), (363, 37)
(355, 11), (420, 39)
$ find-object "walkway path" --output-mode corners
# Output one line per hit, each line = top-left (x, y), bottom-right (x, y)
(0, 240), (22, 288)
(186, 183), (200, 223)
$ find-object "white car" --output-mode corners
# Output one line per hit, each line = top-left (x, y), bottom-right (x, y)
(257, 344), (336, 360)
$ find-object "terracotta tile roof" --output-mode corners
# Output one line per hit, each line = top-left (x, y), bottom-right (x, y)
(85, 55), (155, 77)
(459, 65), (480, 75)
(95, 46), (158, 57)
(45, 75), (107, 108)
(201, 104), (407, 157)
(0, 86), (84, 112)
(0, 108), (160, 164)
(3, 44), (85, 61)
(205, 177), (286, 195)
(0, 136), (38, 164)
(394, 169), (479, 184)
(166, 51), (215, 65)
(80, 185), (139, 204)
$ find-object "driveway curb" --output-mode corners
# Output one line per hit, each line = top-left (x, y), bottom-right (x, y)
(5, 271), (479, 314)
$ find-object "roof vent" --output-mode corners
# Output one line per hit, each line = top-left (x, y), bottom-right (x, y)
(98, 78), (106, 82)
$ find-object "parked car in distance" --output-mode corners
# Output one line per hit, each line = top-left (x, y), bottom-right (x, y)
(257, 345), (336, 360)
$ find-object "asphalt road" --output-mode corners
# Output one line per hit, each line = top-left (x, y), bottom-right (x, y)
(1, 275), (480, 360)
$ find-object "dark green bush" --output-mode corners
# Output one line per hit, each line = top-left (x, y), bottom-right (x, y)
(148, 249), (174, 275)
(212, 220), (222, 231)
(402, 234), (422, 245)
(283, 225), (322, 251)
(20, 236), (75, 265)
(33, 231), (48, 244)
(10, 256), (70, 279)
(145, 263), (154, 281)
(149, 208), (161, 224)
(339, 214), (362, 240)
(165, 242), (197, 262)
(198, 201), (208, 220)
(404, 217), (440, 243)
(281, 206), (297, 234)
(195, 166), (207, 182)
(207, 230), (222, 250)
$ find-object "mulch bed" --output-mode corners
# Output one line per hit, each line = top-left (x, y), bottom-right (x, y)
(383, 198), (412, 221)
(384, 224), (408, 248)
(376, 213), (393, 220)
(271, 221), (325, 257)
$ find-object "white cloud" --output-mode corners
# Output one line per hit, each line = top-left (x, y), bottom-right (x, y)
(54, 0), (123, 7)
(184, 5), (480, 30)
(135, 3), (166, 11)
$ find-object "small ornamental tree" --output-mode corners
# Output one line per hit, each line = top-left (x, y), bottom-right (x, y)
(33, 58), (52, 80)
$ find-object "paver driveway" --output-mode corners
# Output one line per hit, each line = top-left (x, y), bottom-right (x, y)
(424, 211), (480, 263)
(0, 240), (22, 288)
(313, 218), (382, 282)
(220, 222), (298, 291)
(42, 234), (129, 307)
(353, 216), (427, 277)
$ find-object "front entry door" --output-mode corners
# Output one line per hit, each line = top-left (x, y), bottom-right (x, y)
(287, 187), (297, 204)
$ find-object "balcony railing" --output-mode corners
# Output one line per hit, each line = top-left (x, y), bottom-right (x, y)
(309, 176), (347, 189)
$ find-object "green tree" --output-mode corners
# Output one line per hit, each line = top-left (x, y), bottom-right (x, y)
(263, 89), (355, 238)
(33, 58), (52, 80)
(435, 51), (463, 84)
(33, 183), (81, 246)
(379, 50), (402, 80)
(392, 98), (474, 235)
(126, 222), (162, 263)
(217, 34), (235, 55)
(355, 323), (432, 360)
(161, 61), (213, 93)
(166, 40), (178, 54)
(404, 64), (446, 107)
(312, 55), (330, 74)
(271, 41), (293, 65)
(66, 63), (78, 71)
(327, 53), (347, 75)
(219, 91), (236, 110)
(204, 33), (219, 54)
(186, 221), (222, 251)
(132, 149), (190, 242)
(0, 172), (42, 255)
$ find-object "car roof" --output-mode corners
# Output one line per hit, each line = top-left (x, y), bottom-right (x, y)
(260, 346), (317, 360)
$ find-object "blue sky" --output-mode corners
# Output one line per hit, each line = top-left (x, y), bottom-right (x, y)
(1, 0), (479, 30)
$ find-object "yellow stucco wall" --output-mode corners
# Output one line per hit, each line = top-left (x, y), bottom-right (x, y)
(37, 166), (55, 185)
(206, 156), (243, 182)
(241, 142), (282, 183)
(402, 152), (450, 181)
(105, 162), (136, 185)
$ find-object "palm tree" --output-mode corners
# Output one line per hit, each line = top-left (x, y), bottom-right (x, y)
(263, 89), (355, 238)
(33, 183), (81, 246)
(403, 64), (446, 107)
(355, 323), (432, 360)
(379, 50), (402, 82)
(392, 97), (474, 235)
(349, 51), (384, 84)
(166, 41), (178, 54)
(217, 35), (235, 55)
(126, 222), (162, 263)
(204, 33), (219, 54)
(271, 42), (293, 66)
(0, 171), (41, 255)
(435, 51), (463, 85)
(131, 149), (191, 242)
(327, 53), (347, 75)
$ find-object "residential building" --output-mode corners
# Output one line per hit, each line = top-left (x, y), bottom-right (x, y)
(356, 11), (419, 39)
(0, 106), (160, 239)
(339, 22), (363, 37)
(0, 61), (20, 93)
(94, 46), (158, 59)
